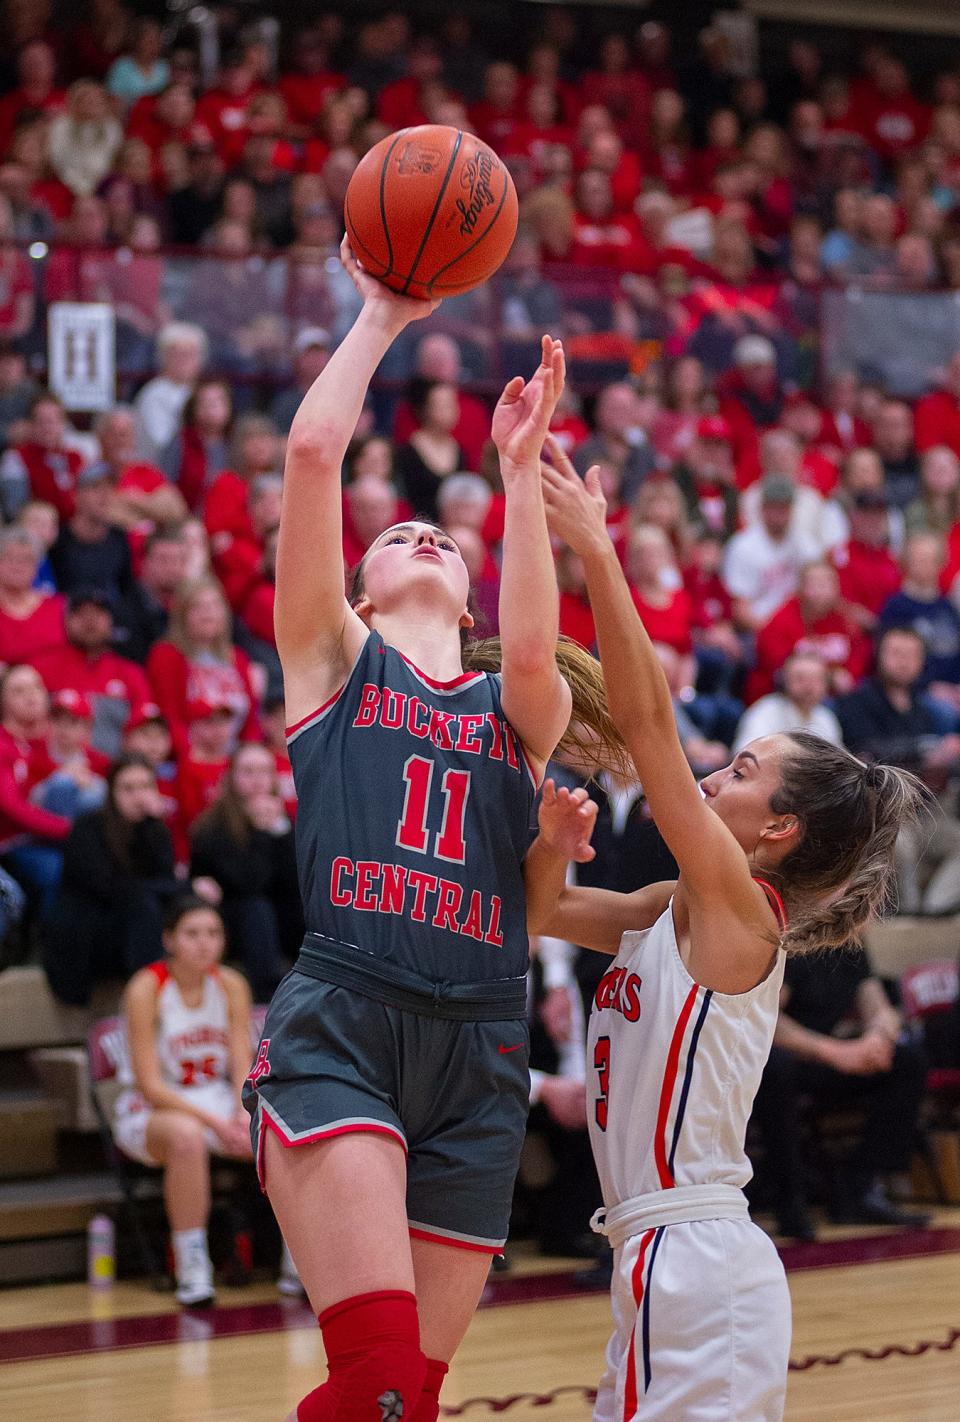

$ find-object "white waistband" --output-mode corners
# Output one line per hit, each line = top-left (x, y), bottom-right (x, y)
(590, 1184), (748, 1249)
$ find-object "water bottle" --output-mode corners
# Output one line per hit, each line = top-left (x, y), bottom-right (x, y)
(88, 1213), (115, 1290)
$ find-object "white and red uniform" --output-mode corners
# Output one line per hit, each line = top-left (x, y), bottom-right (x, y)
(113, 962), (235, 1164)
(587, 887), (791, 1422)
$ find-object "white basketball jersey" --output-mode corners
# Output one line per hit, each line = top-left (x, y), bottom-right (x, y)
(586, 898), (784, 1208)
(120, 962), (232, 1094)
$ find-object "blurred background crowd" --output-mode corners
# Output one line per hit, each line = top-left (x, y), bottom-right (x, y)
(1, 0), (960, 1258)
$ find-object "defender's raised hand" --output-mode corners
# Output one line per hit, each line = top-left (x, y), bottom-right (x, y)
(537, 778), (598, 863)
(539, 434), (609, 557)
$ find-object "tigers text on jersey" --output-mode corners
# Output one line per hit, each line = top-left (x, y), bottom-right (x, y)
(286, 631), (536, 984)
(587, 900), (784, 1207)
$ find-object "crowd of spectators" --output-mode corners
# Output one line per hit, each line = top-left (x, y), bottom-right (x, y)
(0, 3), (958, 1252)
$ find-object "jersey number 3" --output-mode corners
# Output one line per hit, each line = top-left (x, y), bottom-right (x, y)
(594, 1036), (611, 1132)
(396, 755), (471, 864)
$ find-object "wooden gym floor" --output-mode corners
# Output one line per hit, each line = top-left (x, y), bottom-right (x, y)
(1, 1210), (958, 1421)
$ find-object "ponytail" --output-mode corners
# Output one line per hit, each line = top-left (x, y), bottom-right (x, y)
(464, 635), (632, 778)
(770, 736), (929, 955)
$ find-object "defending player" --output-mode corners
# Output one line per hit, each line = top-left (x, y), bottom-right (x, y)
(525, 440), (923, 1422)
(243, 243), (623, 1422)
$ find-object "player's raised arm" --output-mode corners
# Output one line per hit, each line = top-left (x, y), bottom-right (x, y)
(275, 240), (438, 703)
(540, 439), (775, 953)
(492, 337), (572, 777)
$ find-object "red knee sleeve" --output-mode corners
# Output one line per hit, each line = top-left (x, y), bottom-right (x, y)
(407, 1358), (448, 1422)
(297, 1291), (427, 1422)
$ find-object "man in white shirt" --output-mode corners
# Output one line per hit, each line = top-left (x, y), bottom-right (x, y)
(723, 473), (821, 630)
(133, 322), (208, 463)
(733, 651), (843, 752)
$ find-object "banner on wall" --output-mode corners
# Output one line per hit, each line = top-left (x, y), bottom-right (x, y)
(47, 303), (116, 412)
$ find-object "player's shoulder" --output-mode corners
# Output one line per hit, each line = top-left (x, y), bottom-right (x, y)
(217, 964), (252, 1001)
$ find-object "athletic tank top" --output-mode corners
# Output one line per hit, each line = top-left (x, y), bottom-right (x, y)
(586, 894), (785, 1208)
(286, 630), (536, 984)
(119, 962), (231, 1093)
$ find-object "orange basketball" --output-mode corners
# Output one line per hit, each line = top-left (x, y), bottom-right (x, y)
(344, 124), (518, 300)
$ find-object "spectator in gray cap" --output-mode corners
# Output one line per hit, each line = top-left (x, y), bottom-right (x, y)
(722, 474), (821, 631)
(269, 327), (331, 435)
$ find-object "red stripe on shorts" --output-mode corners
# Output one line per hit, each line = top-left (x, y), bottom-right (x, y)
(654, 983), (700, 1188)
(623, 1227), (657, 1420)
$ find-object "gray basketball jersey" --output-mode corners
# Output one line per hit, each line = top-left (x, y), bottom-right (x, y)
(286, 631), (536, 984)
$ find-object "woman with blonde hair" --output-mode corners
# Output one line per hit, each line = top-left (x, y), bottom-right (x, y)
(147, 577), (260, 757)
(47, 80), (122, 197)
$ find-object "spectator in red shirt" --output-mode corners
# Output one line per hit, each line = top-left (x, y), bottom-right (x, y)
(0, 663), (69, 914)
(92, 405), (188, 559)
(0, 527), (66, 670)
(392, 334), (491, 469)
(0, 41), (65, 157)
(557, 546), (595, 651)
(747, 560), (871, 702)
(175, 697), (234, 835)
(0, 391), (84, 522)
(582, 32), (651, 142)
(627, 523), (693, 657)
(470, 61), (523, 148)
(216, 473), (282, 611)
(203, 414), (281, 576)
(126, 82), (205, 159)
(781, 394), (840, 497)
(915, 351), (960, 459)
(146, 576), (260, 759)
(818, 368), (874, 459)
(858, 52), (930, 165)
(279, 27), (346, 132)
(569, 169), (644, 271)
(717, 335), (785, 483)
(832, 489), (902, 627)
(582, 128), (643, 215)
(195, 49), (263, 162)
(33, 588), (152, 757)
(642, 88), (697, 195)
(377, 36), (445, 130)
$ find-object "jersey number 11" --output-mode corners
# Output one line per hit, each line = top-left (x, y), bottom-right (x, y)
(396, 754), (471, 865)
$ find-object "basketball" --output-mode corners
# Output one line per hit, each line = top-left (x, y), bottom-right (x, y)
(344, 124), (519, 300)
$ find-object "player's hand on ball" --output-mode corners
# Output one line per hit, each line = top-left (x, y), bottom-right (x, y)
(492, 334), (565, 473)
(538, 778), (597, 862)
(341, 237), (441, 327)
(540, 435), (609, 556)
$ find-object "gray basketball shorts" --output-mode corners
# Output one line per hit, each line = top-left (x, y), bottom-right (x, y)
(242, 965), (531, 1253)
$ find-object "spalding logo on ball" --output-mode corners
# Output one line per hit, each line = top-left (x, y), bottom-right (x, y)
(345, 124), (519, 300)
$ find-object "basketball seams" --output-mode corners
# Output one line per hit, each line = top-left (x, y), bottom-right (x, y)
(426, 173), (513, 294)
(399, 129), (464, 296)
(378, 132), (405, 278)
(344, 191), (389, 275)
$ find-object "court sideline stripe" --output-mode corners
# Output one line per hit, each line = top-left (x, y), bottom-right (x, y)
(2, 1227), (960, 1367)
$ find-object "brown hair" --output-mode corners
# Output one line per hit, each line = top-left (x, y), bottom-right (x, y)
(349, 540), (628, 774)
(192, 744), (279, 849)
(768, 732), (927, 954)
